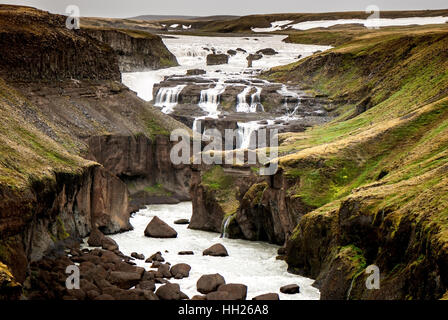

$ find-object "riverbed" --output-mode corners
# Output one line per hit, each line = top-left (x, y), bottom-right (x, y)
(109, 202), (320, 300)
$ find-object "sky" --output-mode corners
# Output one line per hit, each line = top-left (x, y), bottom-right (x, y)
(2, 0), (448, 18)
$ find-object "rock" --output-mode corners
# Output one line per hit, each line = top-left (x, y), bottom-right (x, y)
(236, 48), (247, 53)
(280, 284), (300, 294)
(157, 264), (172, 278)
(206, 54), (229, 66)
(174, 219), (190, 225)
(206, 291), (232, 300)
(197, 273), (226, 294)
(108, 271), (142, 289)
(151, 261), (162, 268)
(146, 251), (165, 263)
(178, 251), (194, 255)
(101, 237), (119, 251)
(246, 53), (263, 67)
(156, 283), (182, 300)
(256, 48), (278, 55)
(227, 49), (237, 56)
(136, 280), (156, 292)
(191, 295), (207, 300)
(95, 294), (115, 300)
(131, 252), (145, 260)
(252, 293), (280, 300)
(203, 243), (228, 257)
(186, 69), (206, 76)
(144, 216), (178, 238)
(87, 228), (105, 247)
(218, 284), (247, 300)
(180, 292), (189, 300)
(170, 263), (191, 279)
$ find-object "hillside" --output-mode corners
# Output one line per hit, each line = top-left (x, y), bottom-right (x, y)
(189, 24), (448, 299)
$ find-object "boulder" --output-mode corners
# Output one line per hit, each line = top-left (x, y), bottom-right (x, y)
(203, 243), (228, 257)
(101, 237), (119, 251)
(146, 251), (165, 263)
(157, 264), (172, 278)
(108, 271), (142, 289)
(236, 48), (247, 53)
(227, 49), (237, 56)
(197, 273), (226, 294)
(256, 48), (278, 55)
(191, 295), (207, 300)
(95, 294), (115, 300)
(156, 283), (182, 300)
(87, 228), (105, 247)
(246, 53), (262, 67)
(170, 263), (191, 279)
(206, 291), (233, 300)
(252, 293), (280, 300)
(206, 54), (229, 66)
(186, 69), (206, 76)
(178, 251), (194, 255)
(144, 216), (177, 238)
(131, 252), (145, 260)
(218, 284), (247, 300)
(280, 284), (300, 294)
(174, 219), (190, 225)
(136, 280), (156, 292)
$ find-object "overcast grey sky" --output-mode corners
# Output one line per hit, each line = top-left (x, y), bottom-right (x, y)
(3, 0), (448, 18)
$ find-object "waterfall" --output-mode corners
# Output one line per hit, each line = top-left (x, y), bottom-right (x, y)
(236, 86), (252, 112)
(250, 87), (263, 112)
(198, 82), (226, 118)
(236, 86), (264, 113)
(221, 215), (232, 238)
(154, 85), (186, 114)
(237, 121), (261, 149)
(278, 85), (300, 118)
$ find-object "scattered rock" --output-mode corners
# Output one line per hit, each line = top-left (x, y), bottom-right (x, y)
(131, 252), (145, 260)
(236, 48), (247, 53)
(174, 219), (190, 225)
(246, 53), (262, 67)
(218, 283), (247, 300)
(151, 261), (162, 268)
(108, 271), (142, 289)
(87, 228), (105, 247)
(203, 243), (228, 257)
(157, 264), (172, 278)
(280, 284), (300, 294)
(252, 293), (280, 300)
(156, 283), (182, 300)
(197, 273), (226, 294)
(227, 49), (237, 56)
(191, 295), (207, 300)
(146, 251), (165, 263)
(136, 280), (156, 292)
(101, 237), (119, 251)
(170, 263), (191, 279)
(256, 48), (278, 55)
(178, 251), (194, 255)
(206, 53), (229, 66)
(95, 294), (115, 300)
(144, 216), (177, 238)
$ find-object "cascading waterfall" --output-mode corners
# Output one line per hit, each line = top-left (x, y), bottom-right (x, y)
(154, 85), (186, 113)
(198, 82), (226, 118)
(221, 215), (232, 238)
(237, 121), (261, 149)
(278, 85), (301, 118)
(250, 87), (263, 112)
(236, 86), (264, 113)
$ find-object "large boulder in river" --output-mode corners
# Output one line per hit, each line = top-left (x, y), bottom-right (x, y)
(156, 283), (185, 300)
(206, 53), (229, 65)
(170, 263), (191, 279)
(280, 284), (300, 294)
(218, 283), (247, 300)
(197, 273), (226, 294)
(203, 243), (228, 257)
(256, 48), (278, 55)
(144, 216), (177, 238)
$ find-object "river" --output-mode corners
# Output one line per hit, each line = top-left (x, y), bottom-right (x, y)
(109, 202), (320, 300)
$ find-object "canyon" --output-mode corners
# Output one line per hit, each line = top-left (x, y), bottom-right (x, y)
(1, 3), (448, 301)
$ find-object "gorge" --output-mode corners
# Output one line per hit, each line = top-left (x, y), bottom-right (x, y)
(1, 3), (448, 302)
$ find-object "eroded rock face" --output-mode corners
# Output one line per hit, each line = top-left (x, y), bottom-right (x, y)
(85, 28), (178, 72)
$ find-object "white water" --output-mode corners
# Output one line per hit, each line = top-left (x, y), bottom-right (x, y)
(237, 121), (260, 149)
(236, 86), (253, 112)
(122, 35), (330, 102)
(154, 85), (186, 114)
(198, 82), (226, 118)
(109, 202), (320, 300)
(252, 16), (448, 32)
